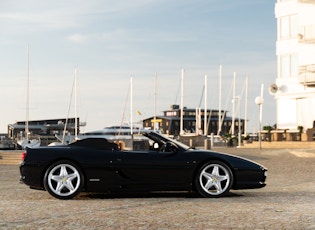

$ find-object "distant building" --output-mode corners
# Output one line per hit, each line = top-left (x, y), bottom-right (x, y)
(142, 105), (244, 136)
(8, 118), (83, 145)
(274, 0), (315, 130)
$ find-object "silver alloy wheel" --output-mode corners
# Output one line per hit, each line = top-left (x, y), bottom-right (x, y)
(47, 163), (81, 197)
(199, 163), (231, 196)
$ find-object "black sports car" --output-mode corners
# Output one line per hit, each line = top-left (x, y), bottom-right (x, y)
(20, 131), (267, 199)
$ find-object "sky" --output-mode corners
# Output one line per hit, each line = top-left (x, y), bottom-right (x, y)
(0, 0), (277, 134)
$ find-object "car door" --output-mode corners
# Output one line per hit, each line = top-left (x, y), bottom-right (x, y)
(78, 148), (124, 190)
(111, 149), (190, 189)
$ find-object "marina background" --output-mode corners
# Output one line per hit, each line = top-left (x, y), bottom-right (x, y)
(0, 1), (276, 134)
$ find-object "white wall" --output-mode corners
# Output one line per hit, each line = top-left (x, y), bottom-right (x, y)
(275, 0), (315, 130)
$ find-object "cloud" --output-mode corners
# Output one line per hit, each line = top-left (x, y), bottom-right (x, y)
(66, 28), (198, 46)
(67, 34), (88, 43)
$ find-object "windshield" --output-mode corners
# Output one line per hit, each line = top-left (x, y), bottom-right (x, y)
(142, 131), (190, 150)
(159, 134), (190, 150)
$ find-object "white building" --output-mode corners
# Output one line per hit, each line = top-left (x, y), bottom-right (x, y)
(275, 0), (315, 131)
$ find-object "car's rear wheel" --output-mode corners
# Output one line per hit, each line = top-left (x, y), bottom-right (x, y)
(44, 160), (84, 199)
(195, 161), (233, 198)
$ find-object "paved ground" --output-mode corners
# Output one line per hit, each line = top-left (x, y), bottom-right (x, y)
(0, 148), (315, 229)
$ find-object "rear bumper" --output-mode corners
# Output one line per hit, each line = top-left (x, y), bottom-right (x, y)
(19, 162), (44, 189)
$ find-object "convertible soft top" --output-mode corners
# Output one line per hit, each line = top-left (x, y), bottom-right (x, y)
(70, 138), (118, 150)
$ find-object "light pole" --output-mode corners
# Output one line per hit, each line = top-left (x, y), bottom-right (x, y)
(255, 84), (264, 151)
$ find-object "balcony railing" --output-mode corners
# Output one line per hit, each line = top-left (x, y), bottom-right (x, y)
(298, 0), (315, 4)
(299, 65), (315, 86)
(299, 25), (315, 44)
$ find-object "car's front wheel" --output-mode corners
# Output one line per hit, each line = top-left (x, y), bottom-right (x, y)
(44, 160), (84, 199)
(195, 161), (233, 198)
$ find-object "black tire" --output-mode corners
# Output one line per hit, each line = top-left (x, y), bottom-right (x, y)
(44, 160), (84, 199)
(195, 161), (233, 198)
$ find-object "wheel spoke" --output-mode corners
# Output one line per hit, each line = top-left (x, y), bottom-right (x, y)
(67, 172), (79, 181)
(201, 172), (214, 190)
(51, 175), (62, 182)
(55, 182), (65, 194)
(201, 171), (212, 180)
(64, 181), (75, 191)
(213, 181), (223, 192)
(60, 165), (68, 177)
(217, 175), (228, 183)
(211, 166), (219, 176)
(204, 180), (215, 190)
(65, 173), (78, 191)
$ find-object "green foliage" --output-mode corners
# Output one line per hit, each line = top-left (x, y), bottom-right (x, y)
(263, 125), (273, 133)
(243, 134), (250, 140)
(297, 126), (303, 133)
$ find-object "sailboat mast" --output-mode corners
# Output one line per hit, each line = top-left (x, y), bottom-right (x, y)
(130, 76), (133, 135)
(154, 72), (157, 131)
(218, 65), (222, 135)
(231, 72), (236, 135)
(25, 45), (30, 141)
(244, 76), (248, 136)
(204, 75), (207, 136)
(74, 68), (78, 140)
(180, 68), (184, 135)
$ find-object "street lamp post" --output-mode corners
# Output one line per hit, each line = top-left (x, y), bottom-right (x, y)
(255, 84), (264, 151)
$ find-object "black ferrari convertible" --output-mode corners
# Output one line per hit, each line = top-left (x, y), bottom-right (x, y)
(20, 131), (267, 199)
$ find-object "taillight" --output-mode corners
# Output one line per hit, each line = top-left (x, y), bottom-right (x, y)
(22, 151), (27, 161)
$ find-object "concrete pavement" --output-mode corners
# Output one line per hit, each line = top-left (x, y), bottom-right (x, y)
(1, 148), (315, 229)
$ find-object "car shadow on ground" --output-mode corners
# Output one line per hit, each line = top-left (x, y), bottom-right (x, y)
(77, 191), (243, 199)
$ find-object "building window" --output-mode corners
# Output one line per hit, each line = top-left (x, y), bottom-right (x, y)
(166, 111), (177, 117)
(280, 54), (298, 78)
(279, 15), (297, 40)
